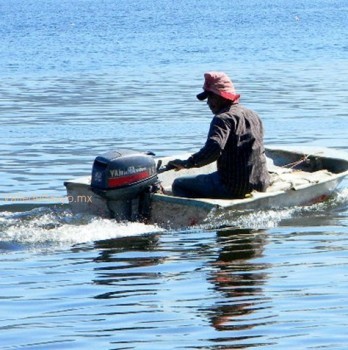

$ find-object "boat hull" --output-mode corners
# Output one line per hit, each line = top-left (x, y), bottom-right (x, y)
(64, 146), (348, 228)
(150, 175), (344, 228)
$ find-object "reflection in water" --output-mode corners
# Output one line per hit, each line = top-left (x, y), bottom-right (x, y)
(88, 229), (274, 348)
(94, 234), (160, 263)
(91, 231), (213, 349)
(92, 234), (163, 300)
(208, 229), (272, 338)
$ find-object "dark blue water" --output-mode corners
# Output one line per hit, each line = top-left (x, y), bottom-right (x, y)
(1, 0), (347, 75)
(1, 0), (348, 349)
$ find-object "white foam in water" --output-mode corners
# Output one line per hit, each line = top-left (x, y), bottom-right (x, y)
(233, 208), (297, 228)
(43, 220), (160, 245)
(205, 207), (297, 230)
(203, 186), (348, 230)
(1, 187), (347, 248)
(0, 209), (163, 247)
(335, 187), (348, 204)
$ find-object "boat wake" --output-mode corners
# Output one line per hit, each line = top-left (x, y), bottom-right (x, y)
(204, 207), (297, 230)
(203, 187), (348, 230)
(0, 207), (163, 251)
(0, 188), (347, 250)
(333, 187), (348, 206)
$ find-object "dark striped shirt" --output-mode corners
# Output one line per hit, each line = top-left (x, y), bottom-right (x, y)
(188, 104), (270, 198)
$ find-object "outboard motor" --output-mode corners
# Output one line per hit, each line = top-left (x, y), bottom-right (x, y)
(90, 149), (159, 221)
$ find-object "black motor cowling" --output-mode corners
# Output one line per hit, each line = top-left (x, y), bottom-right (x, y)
(91, 149), (158, 201)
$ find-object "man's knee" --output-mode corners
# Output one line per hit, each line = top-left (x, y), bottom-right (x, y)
(172, 177), (183, 195)
(172, 177), (192, 197)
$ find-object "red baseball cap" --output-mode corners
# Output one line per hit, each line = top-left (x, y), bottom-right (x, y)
(197, 72), (240, 102)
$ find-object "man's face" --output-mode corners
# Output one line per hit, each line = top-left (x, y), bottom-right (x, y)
(207, 93), (229, 114)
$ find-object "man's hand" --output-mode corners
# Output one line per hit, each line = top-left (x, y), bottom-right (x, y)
(166, 159), (188, 171)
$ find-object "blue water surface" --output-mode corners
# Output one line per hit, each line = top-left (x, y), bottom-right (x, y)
(0, 0), (348, 349)
(0, 0), (347, 75)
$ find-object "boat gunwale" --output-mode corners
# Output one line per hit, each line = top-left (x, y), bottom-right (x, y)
(153, 169), (347, 209)
(153, 146), (348, 210)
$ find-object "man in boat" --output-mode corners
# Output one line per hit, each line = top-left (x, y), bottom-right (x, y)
(167, 71), (270, 199)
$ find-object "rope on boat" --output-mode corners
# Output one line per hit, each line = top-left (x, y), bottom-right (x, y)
(282, 152), (324, 169)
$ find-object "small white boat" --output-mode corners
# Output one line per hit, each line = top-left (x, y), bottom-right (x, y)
(64, 146), (348, 228)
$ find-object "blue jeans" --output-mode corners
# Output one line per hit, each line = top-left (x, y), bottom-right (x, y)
(172, 171), (233, 199)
